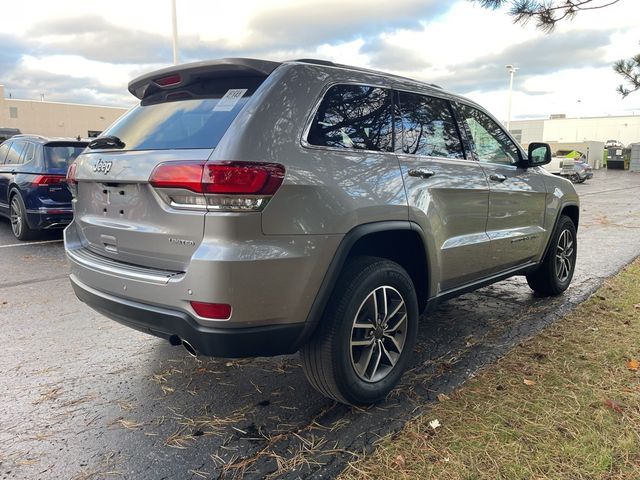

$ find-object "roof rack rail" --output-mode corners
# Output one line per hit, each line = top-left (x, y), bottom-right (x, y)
(289, 58), (443, 90)
(291, 59), (336, 67)
(11, 134), (48, 140)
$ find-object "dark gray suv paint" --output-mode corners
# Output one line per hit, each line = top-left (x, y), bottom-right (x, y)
(64, 58), (579, 405)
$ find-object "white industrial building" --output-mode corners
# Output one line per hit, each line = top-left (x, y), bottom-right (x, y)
(509, 114), (640, 147)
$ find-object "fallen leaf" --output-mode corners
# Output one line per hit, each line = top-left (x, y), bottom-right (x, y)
(437, 393), (450, 402)
(428, 419), (441, 430)
(523, 378), (536, 386)
(603, 399), (624, 414)
(634, 303), (640, 309)
(627, 359), (639, 371)
(394, 454), (406, 468)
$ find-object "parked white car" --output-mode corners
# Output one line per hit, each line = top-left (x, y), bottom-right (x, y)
(544, 150), (593, 183)
(544, 155), (565, 175)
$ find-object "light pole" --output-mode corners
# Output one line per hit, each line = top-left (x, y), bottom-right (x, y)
(505, 64), (519, 131)
(171, 0), (179, 65)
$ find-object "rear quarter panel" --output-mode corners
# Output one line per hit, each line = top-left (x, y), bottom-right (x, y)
(211, 64), (409, 236)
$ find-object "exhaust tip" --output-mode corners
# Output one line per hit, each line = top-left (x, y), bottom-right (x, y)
(182, 339), (197, 357)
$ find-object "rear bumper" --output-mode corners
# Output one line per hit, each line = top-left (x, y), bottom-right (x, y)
(64, 219), (342, 356)
(26, 207), (73, 230)
(71, 274), (305, 357)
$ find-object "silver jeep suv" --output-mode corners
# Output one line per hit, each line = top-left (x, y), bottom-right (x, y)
(64, 58), (579, 405)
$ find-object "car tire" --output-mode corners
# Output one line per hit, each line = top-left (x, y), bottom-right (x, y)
(10, 193), (37, 241)
(300, 256), (419, 405)
(526, 215), (577, 296)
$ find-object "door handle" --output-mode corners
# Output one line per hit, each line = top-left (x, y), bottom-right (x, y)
(408, 168), (436, 179)
(489, 173), (507, 182)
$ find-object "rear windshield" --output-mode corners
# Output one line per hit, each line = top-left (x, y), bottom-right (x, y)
(102, 77), (263, 151)
(45, 144), (87, 171)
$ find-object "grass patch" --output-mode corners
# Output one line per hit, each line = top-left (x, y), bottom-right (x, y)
(342, 260), (640, 480)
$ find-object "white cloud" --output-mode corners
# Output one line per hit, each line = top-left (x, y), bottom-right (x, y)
(20, 55), (137, 88)
(0, 0), (638, 117)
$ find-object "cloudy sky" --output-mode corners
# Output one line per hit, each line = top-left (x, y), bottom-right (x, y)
(1, 0), (639, 121)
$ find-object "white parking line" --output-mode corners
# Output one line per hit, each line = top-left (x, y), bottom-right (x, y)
(0, 239), (63, 249)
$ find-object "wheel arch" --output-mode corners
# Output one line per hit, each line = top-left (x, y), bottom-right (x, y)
(8, 184), (21, 201)
(561, 204), (579, 228)
(297, 221), (431, 346)
(540, 202), (579, 261)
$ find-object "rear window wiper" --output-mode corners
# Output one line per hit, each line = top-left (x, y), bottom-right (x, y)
(88, 135), (125, 150)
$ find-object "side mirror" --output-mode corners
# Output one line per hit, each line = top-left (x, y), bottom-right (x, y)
(526, 142), (552, 167)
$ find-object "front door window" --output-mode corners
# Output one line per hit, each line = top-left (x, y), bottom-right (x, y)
(456, 104), (520, 166)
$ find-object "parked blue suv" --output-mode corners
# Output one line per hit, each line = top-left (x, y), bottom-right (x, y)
(0, 135), (88, 240)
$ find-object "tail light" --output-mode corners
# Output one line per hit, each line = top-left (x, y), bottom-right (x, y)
(149, 161), (285, 212)
(66, 163), (78, 196)
(32, 174), (66, 185)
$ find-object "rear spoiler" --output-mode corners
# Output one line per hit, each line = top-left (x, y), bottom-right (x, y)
(128, 58), (282, 100)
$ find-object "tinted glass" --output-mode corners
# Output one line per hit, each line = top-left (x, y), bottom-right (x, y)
(398, 92), (464, 159)
(457, 103), (520, 166)
(22, 143), (35, 164)
(5, 141), (26, 165)
(103, 78), (262, 151)
(0, 143), (10, 164)
(308, 85), (393, 152)
(44, 145), (86, 171)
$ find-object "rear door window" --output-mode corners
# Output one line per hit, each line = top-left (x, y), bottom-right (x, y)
(397, 92), (464, 159)
(102, 77), (263, 151)
(21, 142), (35, 164)
(44, 144), (87, 171)
(307, 84), (394, 152)
(0, 143), (10, 164)
(5, 141), (26, 165)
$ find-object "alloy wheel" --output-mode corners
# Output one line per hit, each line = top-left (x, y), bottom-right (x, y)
(10, 197), (22, 238)
(350, 286), (408, 383)
(555, 229), (574, 282)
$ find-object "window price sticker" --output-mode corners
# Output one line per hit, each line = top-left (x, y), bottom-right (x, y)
(213, 89), (248, 111)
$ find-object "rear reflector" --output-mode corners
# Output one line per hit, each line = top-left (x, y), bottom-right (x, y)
(154, 73), (182, 87)
(191, 301), (232, 319)
(33, 174), (66, 185)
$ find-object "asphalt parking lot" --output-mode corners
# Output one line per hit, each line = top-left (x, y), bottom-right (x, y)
(1, 169), (639, 480)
